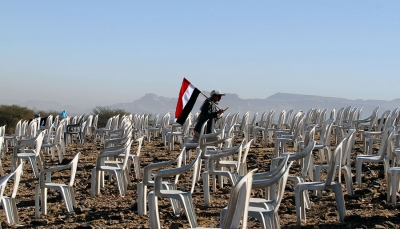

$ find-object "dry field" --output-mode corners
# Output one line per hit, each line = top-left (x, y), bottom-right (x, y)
(1, 133), (400, 229)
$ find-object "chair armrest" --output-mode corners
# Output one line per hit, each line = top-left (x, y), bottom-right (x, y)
(252, 156), (287, 180)
(201, 137), (230, 147)
(39, 163), (73, 187)
(143, 159), (179, 184)
(103, 138), (124, 148)
(252, 161), (293, 189)
(101, 145), (126, 152)
(200, 131), (222, 140)
(13, 141), (34, 150)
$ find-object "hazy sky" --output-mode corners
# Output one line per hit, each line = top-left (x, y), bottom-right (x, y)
(1, 1), (399, 108)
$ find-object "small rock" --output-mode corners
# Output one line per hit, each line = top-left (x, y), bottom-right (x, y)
(383, 221), (396, 228)
(327, 212), (337, 217)
(169, 222), (184, 229)
(374, 225), (386, 229)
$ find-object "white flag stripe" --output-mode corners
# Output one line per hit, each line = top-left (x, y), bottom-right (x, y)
(182, 84), (195, 108)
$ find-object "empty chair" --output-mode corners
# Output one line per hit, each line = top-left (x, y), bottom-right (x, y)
(274, 114), (305, 157)
(313, 130), (356, 196)
(313, 118), (334, 163)
(356, 126), (395, 188)
(0, 163), (23, 226)
(64, 114), (87, 146)
(148, 148), (202, 228)
(190, 169), (256, 229)
(114, 136), (144, 181)
(137, 147), (185, 216)
(295, 138), (347, 225)
(91, 139), (133, 197)
(35, 152), (81, 218)
(167, 117), (191, 152)
(147, 114), (160, 142)
(4, 120), (22, 152)
(232, 111), (250, 142)
(244, 160), (293, 229)
(354, 106), (379, 140)
(41, 122), (65, 163)
(94, 116), (113, 143)
(12, 130), (45, 178)
(363, 110), (392, 154)
(252, 110), (275, 146)
(203, 141), (245, 206)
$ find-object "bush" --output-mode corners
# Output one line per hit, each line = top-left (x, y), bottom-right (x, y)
(92, 106), (129, 127)
(0, 105), (35, 134)
(36, 109), (61, 118)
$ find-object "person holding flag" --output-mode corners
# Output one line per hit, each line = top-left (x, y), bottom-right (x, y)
(175, 78), (228, 143)
(191, 89), (226, 143)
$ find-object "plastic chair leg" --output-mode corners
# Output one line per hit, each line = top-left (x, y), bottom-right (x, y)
(137, 182), (146, 216)
(332, 184), (346, 222)
(356, 159), (363, 188)
(148, 192), (161, 229)
(203, 171), (210, 206)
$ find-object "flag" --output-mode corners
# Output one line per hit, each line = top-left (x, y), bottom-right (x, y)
(175, 78), (201, 125)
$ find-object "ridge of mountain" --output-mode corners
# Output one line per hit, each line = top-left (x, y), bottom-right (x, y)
(2, 93), (400, 119)
(109, 92), (400, 119)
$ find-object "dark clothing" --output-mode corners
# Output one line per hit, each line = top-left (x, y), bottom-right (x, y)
(194, 98), (219, 134)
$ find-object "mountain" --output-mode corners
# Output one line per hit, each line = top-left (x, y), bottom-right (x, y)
(2, 92), (400, 119)
(108, 92), (400, 119)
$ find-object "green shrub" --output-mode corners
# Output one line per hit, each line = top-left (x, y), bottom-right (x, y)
(36, 109), (61, 118)
(92, 106), (129, 127)
(0, 105), (35, 134)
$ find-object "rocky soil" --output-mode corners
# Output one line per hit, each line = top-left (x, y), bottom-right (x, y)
(1, 133), (400, 229)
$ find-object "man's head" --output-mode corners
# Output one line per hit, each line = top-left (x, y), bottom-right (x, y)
(210, 89), (225, 102)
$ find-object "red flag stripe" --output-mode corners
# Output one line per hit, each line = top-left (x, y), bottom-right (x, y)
(175, 78), (200, 125)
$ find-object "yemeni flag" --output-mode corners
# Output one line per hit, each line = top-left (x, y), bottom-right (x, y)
(175, 78), (201, 125)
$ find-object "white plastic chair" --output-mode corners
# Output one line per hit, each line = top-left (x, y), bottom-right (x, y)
(12, 130), (45, 178)
(244, 161), (293, 229)
(167, 117), (191, 152)
(364, 110), (392, 154)
(314, 130), (356, 197)
(91, 139), (133, 197)
(146, 114), (160, 142)
(190, 169), (257, 229)
(148, 148), (202, 229)
(0, 163), (23, 226)
(294, 138), (347, 225)
(4, 120), (22, 152)
(274, 114), (305, 157)
(354, 106), (379, 145)
(203, 141), (245, 206)
(114, 136), (144, 181)
(137, 147), (185, 216)
(272, 140), (316, 208)
(41, 122), (65, 163)
(64, 114), (87, 146)
(232, 111), (250, 142)
(35, 152), (81, 218)
(356, 126), (395, 188)
(94, 116), (113, 143)
(252, 110), (275, 145)
(313, 118), (334, 163)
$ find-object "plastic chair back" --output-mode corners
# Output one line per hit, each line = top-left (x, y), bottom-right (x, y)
(220, 168), (256, 229)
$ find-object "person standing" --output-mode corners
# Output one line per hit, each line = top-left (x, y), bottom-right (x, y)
(191, 89), (226, 142)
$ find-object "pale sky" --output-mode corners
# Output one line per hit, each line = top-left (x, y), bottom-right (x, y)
(1, 1), (399, 109)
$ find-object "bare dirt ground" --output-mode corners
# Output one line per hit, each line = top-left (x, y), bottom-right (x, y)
(1, 133), (400, 229)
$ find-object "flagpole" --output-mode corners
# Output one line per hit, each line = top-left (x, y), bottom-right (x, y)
(199, 91), (226, 111)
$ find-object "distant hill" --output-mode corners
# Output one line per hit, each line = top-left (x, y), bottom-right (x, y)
(2, 92), (400, 119)
(108, 92), (400, 119)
